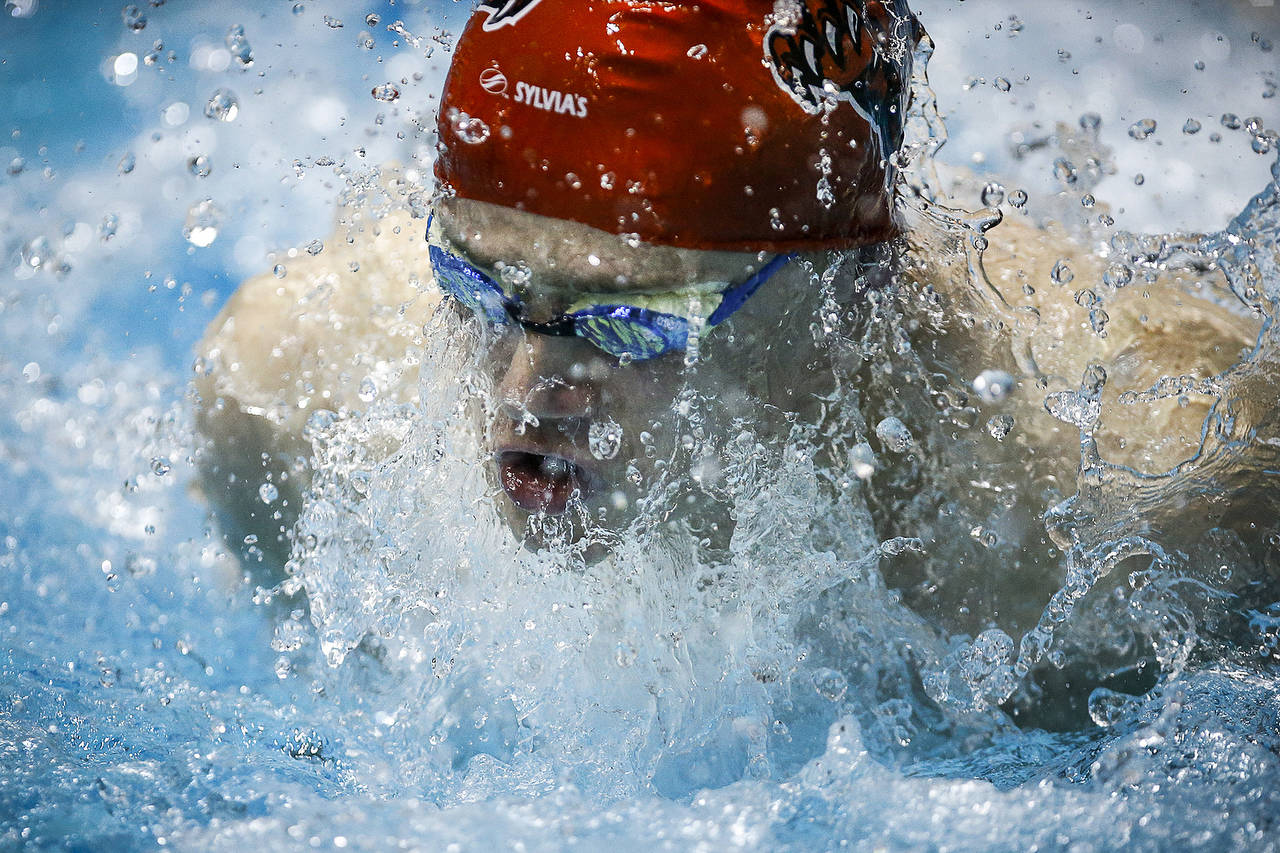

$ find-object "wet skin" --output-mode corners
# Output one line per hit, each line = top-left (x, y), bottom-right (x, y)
(432, 198), (840, 539)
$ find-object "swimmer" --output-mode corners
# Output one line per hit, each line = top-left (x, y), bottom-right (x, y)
(194, 0), (1263, 705)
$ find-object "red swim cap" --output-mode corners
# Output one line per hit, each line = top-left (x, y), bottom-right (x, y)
(435, 0), (920, 252)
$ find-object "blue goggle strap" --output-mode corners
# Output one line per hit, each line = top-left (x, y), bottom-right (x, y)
(706, 252), (796, 327)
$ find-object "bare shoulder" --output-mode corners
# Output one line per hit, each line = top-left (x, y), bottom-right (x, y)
(193, 209), (439, 570)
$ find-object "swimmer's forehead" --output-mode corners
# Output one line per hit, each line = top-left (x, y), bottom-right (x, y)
(434, 198), (771, 294)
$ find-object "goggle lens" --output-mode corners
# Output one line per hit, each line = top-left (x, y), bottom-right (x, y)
(429, 244), (512, 327)
(573, 310), (686, 361)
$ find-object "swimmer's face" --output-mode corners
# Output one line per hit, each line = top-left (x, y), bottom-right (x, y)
(432, 198), (838, 543)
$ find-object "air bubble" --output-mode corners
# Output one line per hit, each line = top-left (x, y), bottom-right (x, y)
(994, 77), (1011, 92)
(188, 155), (211, 177)
(1183, 118), (1201, 134)
(306, 239), (324, 256)
(1221, 113), (1242, 130)
(117, 152), (136, 174)
(150, 456), (171, 476)
(273, 264), (286, 278)
(259, 482), (279, 504)
(1009, 189), (1027, 208)
(372, 83), (400, 102)
(365, 13), (380, 25)
(687, 43), (708, 60)
(323, 14), (343, 28)
(358, 377), (378, 403)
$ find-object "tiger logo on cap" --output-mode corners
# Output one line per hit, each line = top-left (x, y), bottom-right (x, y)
(477, 0), (544, 31)
(765, 0), (916, 159)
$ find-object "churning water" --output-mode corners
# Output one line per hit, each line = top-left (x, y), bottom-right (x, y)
(3, 1), (1280, 850)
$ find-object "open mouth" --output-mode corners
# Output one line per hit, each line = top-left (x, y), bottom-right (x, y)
(496, 450), (597, 515)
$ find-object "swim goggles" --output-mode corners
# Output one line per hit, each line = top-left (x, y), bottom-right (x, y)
(426, 215), (795, 362)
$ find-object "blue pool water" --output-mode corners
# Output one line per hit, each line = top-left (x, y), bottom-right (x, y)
(3, 1), (1280, 850)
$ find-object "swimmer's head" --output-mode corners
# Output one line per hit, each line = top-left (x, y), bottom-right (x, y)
(429, 1), (919, 538)
(435, 0), (921, 252)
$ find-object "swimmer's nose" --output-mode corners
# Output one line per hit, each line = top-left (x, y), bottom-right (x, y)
(496, 334), (598, 421)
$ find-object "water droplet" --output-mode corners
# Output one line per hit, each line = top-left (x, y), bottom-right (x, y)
(183, 199), (221, 247)
(686, 43), (708, 59)
(117, 152), (136, 174)
(987, 414), (1014, 440)
(258, 482), (279, 504)
(1081, 193), (1095, 208)
(4, 0), (39, 19)
(305, 239), (324, 256)
(1133, 173), (1145, 186)
(812, 667), (848, 702)
(6, 156), (24, 176)
(875, 416), (913, 453)
(21, 361), (40, 382)
(365, 12), (380, 26)
(1044, 390), (1101, 429)
(1051, 259), (1074, 285)
(1183, 118), (1202, 135)
(588, 418), (623, 460)
(451, 111), (490, 144)
(1103, 263), (1133, 288)
(150, 456), (171, 476)
(20, 236), (49, 268)
(371, 83), (400, 102)
(973, 369), (1015, 403)
(291, 2), (304, 14)
(1128, 118), (1157, 140)
(273, 264), (286, 278)
(1193, 59), (1206, 70)
(848, 442), (876, 480)
(1088, 687), (1138, 728)
(1052, 158), (1078, 186)
(994, 76), (1011, 92)
(980, 182), (1006, 206)
(125, 554), (156, 577)
(187, 154), (211, 177)
(357, 377), (377, 403)
(1079, 112), (1102, 132)
(204, 89), (239, 122)
(1009, 189), (1027, 208)
(121, 4), (146, 31)
(323, 14), (343, 28)
(99, 213), (118, 242)
(225, 24), (253, 67)
(1221, 112), (1242, 130)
